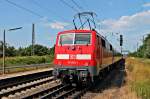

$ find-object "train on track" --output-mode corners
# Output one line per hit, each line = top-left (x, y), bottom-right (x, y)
(53, 12), (122, 86)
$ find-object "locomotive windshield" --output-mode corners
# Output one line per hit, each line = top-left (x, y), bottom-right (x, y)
(60, 34), (74, 45)
(59, 33), (91, 45)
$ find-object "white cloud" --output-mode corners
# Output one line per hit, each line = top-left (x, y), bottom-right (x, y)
(99, 10), (150, 52)
(101, 10), (150, 33)
(48, 22), (69, 30)
(142, 2), (150, 7)
(39, 17), (70, 30)
(39, 16), (48, 22)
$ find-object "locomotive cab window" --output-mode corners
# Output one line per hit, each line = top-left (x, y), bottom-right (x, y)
(75, 34), (91, 44)
(59, 33), (91, 45)
(101, 39), (106, 48)
(59, 34), (74, 45)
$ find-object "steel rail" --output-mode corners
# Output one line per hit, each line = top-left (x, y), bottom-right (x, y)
(23, 84), (64, 99)
(40, 84), (70, 99)
(0, 70), (53, 91)
(55, 88), (76, 99)
(0, 77), (54, 98)
(72, 87), (89, 99)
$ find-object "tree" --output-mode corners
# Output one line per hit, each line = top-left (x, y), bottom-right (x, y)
(6, 46), (17, 56)
(20, 44), (50, 56)
(0, 41), (2, 57)
(48, 45), (55, 55)
(0, 40), (54, 57)
(131, 34), (150, 58)
(0, 41), (17, 57)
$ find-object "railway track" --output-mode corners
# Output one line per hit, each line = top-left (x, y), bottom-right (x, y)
(0, 70), (97, 99)
(0, 72), (91, 99)
(0, 69), (53, 99)
(0, 70), (53, 91)
(25, 83), (89, 99)
(0, 77), (55, 98)
(0, 59), (125, 99)
(32, 84), (74, 99)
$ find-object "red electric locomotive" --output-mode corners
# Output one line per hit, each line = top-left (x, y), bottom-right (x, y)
(53, 12), (121, 86)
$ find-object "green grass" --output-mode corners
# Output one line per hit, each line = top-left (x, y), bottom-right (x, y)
(0, 55), (54, 74)
(132, 80), (150, 99)
(0, 55), (54, 66)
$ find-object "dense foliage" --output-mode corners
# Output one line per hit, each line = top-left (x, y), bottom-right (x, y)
(0, 41), (54, 57)
(129, 34), (150, 58)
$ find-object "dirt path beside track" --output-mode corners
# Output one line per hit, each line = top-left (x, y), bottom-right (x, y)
(93, 59), (139, 99)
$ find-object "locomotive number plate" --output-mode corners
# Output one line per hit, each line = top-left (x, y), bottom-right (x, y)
(69, 54), (76, 59)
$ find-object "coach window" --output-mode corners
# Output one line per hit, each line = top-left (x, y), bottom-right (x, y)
(110, 44), (112, 51)
(101, 39), (106, 48)
(97, 35), (99, 45)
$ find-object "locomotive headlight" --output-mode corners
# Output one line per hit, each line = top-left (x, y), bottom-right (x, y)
(76, 54), (91, 60)
(57, 54), (69, 59)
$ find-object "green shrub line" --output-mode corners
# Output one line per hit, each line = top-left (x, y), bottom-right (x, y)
(0, 55), (54, 67)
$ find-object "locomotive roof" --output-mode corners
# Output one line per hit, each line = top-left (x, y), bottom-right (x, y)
(58, 29), (113, 49)
(58, 29), (93, 34)
(58, 29), (120, 53)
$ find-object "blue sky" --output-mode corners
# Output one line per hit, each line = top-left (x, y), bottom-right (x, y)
(0, 0), (150, 52)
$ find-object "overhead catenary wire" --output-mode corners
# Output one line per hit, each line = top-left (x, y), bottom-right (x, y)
(5, 0), (47, 20)
(32, 0), (68, 22)
(79, 0), (90, 11)
(59, 0), (79, 12)
(5, 0), (53, 22)
(71, 0), (84, 11)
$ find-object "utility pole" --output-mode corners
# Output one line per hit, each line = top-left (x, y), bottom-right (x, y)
(32, 23), (35, 56)
(137, 42), (139, 52)
(2, 27), (22, 74)
(136, 42), (139, 57)
(3, 30), (5, 75)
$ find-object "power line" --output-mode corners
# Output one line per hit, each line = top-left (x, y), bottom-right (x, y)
(32, 0), (68, 22)
(5, 0), (53, 22)
(71, 0), (84, 11)
(59, 0), (79, 12)
(5, 0), (70, 29)
(79, 0), (90, 11)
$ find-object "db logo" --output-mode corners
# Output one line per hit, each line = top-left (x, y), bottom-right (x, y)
(69, 54), (76, 59)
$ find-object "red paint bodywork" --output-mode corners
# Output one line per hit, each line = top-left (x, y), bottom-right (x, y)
(54, 29), (114, 70)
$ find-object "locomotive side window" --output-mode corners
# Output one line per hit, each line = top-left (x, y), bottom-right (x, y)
(59, 34), (74, 45)
(101, 39), (106, 48)
(97, 35), (99, 45)
(75, 34), (91, 44)
(110, 44), (112, 51)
